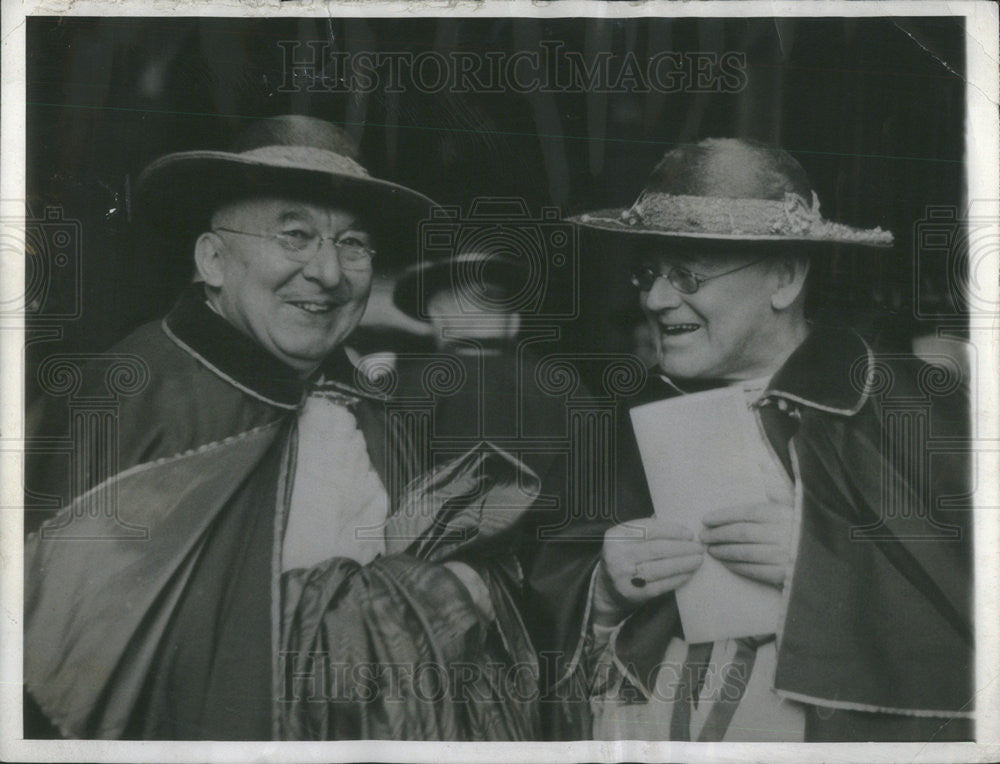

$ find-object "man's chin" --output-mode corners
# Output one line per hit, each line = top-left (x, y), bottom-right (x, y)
(655, 355), (711, 382)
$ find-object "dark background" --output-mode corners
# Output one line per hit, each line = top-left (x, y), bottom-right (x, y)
(23, 15), (968, 401)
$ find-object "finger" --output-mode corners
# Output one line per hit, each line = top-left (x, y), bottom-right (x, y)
(636, 538), (706, 562)
(604, 542), (703, 585)
(699, 522), (780, 546)
(716, 561), (786, 588)
(706, 543), (787, 565)
(643, 519), (697, 541)
(640, 571), (698, 599)
(603, 544), (654, 580)
(604, 520), (652, 543)
(636, 554), (704, 582)
(702, 503), (784, 527)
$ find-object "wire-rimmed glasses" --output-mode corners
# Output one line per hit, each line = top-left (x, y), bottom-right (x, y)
(630, 257), (767, 294)
(213, 226), (376, 269)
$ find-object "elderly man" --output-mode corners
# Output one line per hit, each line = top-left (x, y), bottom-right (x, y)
(527, 139), (973, 742)
(24, 116), (539, 741)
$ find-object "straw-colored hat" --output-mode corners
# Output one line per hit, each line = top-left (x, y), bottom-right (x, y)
(572, 138), (893, 248)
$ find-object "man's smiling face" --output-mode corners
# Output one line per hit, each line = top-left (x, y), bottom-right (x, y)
(202, 197), (374, 376)
(636, 247), (789, 382)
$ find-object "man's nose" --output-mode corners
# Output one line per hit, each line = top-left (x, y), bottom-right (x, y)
(641, 275), (684, 312)
(300, 240), (343, 287)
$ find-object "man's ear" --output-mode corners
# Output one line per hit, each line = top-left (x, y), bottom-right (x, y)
(770, 254), (811, 311)
(194, 232), (226, 288)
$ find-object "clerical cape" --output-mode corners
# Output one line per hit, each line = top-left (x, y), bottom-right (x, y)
(25, 285), (540, 740)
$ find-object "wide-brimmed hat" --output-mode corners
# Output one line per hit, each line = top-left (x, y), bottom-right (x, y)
(571, 138), (893, 248)
(393, 252), (530, 321)
(135, 114), (437, 269)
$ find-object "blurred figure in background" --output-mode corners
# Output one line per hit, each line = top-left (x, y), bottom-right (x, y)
(391, 250), (569, 490)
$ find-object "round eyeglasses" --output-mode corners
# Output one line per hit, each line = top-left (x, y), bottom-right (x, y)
(630, 257), (767, 294)
(212, 226), (376, 268)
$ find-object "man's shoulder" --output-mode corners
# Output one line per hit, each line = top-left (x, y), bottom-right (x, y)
(30, 318), (179, 410)
(109, 315), (207, 368)
(851, 333), (970, 415)
(865, 343), (970, 434)
(103, 317), (175, 362)
(85, 317), (284, 454)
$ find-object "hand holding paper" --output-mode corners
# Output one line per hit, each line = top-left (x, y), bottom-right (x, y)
(629, 387), (785, 643)
(594, 518), (705, 625)
(700, 502), (794, 587)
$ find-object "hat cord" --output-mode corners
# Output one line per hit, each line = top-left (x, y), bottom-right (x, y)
(619, 188), (892, 245)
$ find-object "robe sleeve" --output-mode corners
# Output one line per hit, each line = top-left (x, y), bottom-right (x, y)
(278, 443), (544, 740)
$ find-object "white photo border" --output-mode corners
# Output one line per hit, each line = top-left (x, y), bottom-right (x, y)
(2, 1), (997, 761)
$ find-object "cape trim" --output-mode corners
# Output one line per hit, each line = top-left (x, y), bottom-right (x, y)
(25, 420), (286, 737)
(271, 420), (298, 740)
(773, 689), (976, 720)
(162, 318), (300, 411)
(763, 329), (874, 416)
(26, 420), (286, 543)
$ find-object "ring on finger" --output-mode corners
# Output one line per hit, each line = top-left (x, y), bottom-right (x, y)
(630, 562), (647, 589)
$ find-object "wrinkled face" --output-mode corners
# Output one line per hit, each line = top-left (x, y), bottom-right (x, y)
(636, 248), (788, 381)
(201, 197), (374, 376)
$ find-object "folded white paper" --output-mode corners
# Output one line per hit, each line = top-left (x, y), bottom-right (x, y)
(629, 387), (783, 643)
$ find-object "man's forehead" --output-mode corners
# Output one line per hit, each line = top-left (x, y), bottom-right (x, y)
(634, 243), (757, 269)
(214, 196), (358, 224)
